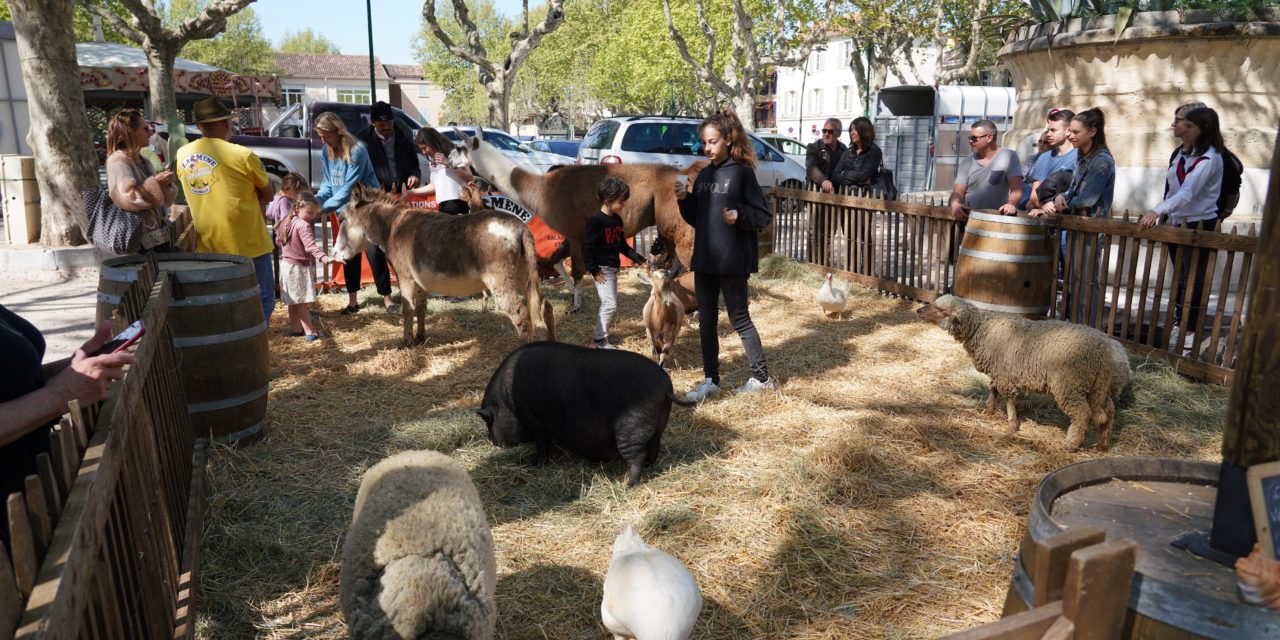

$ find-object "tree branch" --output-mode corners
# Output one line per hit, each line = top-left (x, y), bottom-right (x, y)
(758, 0), (838, 68)
(937, 0), (989, 83)
(502, 0), (565, 89)
(174, 0), (257, 42)
(661, 0), (734, 96)
(421, 0), (497, 79)
(80, 1), (146, 44)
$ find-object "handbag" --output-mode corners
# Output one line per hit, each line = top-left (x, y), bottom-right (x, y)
(875, 160), (899, 201)
(83, 185), (144, 254)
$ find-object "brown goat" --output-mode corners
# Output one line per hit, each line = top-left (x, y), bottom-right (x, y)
(331, 184), (554, 347)
(642, 266), (686, 367)
(454, 131), (706, 282)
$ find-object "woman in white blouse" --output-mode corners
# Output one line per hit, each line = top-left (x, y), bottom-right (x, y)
(1139, 106), (1226, 349)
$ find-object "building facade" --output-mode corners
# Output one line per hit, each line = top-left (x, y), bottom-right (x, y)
(773, 37), (940, 145)
(274, 54), (445, 126)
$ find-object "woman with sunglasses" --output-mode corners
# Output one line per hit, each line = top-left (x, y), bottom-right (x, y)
(105, 110), (177, 253)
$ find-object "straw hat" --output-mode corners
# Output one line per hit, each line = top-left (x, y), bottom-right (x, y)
(190, 96), (232, 124)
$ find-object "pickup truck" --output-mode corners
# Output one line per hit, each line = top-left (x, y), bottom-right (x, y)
(224, 101), (427, 188)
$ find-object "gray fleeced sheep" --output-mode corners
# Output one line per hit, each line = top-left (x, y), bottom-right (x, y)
(340, 450), (496, 639)
(917, 295), (1131, 449)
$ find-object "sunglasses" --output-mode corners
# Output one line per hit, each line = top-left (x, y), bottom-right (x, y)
(821, 128), (837, 134)
(968, 134), (991, 142)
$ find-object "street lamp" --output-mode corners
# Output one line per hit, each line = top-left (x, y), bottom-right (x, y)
(796, 44), (826, 144)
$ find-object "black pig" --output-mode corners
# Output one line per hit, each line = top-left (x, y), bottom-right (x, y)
(476, 342), (695, 486)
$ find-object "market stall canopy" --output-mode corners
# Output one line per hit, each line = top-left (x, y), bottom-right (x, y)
(76, 42), (280, 101)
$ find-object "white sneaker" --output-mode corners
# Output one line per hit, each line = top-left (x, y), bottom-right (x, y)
(685, 378), (721, 402)
(735, 377), (776, 394)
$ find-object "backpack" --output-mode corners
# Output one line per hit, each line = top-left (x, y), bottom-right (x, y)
(1167, 146), (1242, 219)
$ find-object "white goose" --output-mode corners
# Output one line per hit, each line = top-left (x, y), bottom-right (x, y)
(817, 273), (850, 319)
(601, 524), (702, 640)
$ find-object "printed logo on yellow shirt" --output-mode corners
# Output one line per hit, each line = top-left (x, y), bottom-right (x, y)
(180, 153), (220, 195)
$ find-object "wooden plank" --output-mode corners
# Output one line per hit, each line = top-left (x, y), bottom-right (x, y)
(1052, 212), (1258, 253)
(1147, 240), (1172, 349)
(1107, 234), (1128, 335)
(1120, 235), (1142, 341)
(939, 601), (1062, 640)
(1031, 526), (1107, 607)
(1206, 250), (1236, 366)
(173, 442), (208, 640)
(1133, 237), (1157, 346)
(1221, 251), (1251, 369)
(1113, 337), (1234, 386)
(1061, 539), (1137, 640)
(1095, 234), (1112, 332)
(1039, 616), (1073, 640)
(5, 495), (35, 599)
(0, 546), (20, 640)
(1187, 249), (1218, 358)
(1163, 239), (1191, 352)
(35, 454), (60, 521)
(21, 477), (49, 559)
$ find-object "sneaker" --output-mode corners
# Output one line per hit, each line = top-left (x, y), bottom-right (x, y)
(685, 378), (721, 402)
(735, 377), (776, 394)
(339, 305), (360, 315)
(588, 338), (616, 350)
(385, 303), (402, 314)
(304, 334), (322, 342)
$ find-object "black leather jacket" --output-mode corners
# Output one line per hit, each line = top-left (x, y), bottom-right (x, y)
(805, 140), (847, 185)
(832, 143), (882, 189)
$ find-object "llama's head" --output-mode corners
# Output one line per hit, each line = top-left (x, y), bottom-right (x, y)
(455, 129), (519, 196)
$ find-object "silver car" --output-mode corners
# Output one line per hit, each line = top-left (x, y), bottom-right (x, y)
(576, 116), (806, 194)
(756, 133), (807, 166)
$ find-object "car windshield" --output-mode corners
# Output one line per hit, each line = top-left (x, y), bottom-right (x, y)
(620, 123), (701, 155)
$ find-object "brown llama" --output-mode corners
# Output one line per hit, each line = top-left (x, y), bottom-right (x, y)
(454, 131), (706, 289)
(332, 184), (555, 347)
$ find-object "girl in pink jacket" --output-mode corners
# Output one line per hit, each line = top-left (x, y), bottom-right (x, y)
(275, 192), (334, 340)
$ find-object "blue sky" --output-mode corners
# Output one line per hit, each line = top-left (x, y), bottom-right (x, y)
(254, 0), (528, 67)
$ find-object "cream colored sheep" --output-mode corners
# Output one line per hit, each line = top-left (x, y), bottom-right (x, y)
(917, 295), (1131, 449)
(340, 450), (496, 639)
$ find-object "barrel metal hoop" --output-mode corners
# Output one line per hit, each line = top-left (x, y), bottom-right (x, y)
(173, 320), (268, 348)
(963, 227), (1047, 241)
(212, 419), (266, 444)
(187, 385), (268, 414)
(959, 248), (1053, 263)
(964, 299), (1049, 315)
(167, 263), (256, 283)
(969, 211), (1046, 226)
(99, 265), (140, 283)
(1012, 551), (1280, 639)
(170, 288), (259, 307)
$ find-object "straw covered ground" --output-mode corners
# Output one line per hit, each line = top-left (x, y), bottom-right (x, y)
(195, 256), (1228, 639)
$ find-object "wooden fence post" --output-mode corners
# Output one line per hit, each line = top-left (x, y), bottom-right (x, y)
(1212, 129), (1280, 557)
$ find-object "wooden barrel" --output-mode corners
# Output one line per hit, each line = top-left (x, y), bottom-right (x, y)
(97, 253), (268, 445)
(953, 211), (1054, 317)
(1003, 457), (1280, 639)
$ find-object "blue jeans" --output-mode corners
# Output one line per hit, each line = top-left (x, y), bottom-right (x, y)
(252, 252), (276, 321)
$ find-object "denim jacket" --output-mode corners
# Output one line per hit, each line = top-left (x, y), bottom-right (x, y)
(1061, 147), (1115, 217)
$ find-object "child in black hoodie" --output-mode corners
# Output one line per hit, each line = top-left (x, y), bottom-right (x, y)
(677, 109), (775, 400)
(583, 177), (646, 348)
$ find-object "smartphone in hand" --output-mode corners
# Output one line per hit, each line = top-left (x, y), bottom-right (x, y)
(93, 320), (145, 356)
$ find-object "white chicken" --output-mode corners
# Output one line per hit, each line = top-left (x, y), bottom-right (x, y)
(816, 272), (850, 319)
(601, 524), (702, 640)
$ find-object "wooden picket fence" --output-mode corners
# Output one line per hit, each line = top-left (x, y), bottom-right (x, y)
(0, 255), (208, 639)
(766, 185), (1259, 386)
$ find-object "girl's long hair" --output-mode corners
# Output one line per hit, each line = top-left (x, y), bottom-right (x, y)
(1072, 108), (1108, 157)
(701, 108), (756, 169)
(414, 126), (456, 157)
(276, 191), (320, 247)
(1184, 107), (1225, 156)
(315, 112), (358, 163)
(106, 110), (144, 157)
(850, 117), (876, 151)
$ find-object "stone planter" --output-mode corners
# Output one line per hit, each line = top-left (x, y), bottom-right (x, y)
(997, 9), (1280, 219)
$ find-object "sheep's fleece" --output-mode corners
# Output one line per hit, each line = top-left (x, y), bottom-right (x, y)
(340, 450), (496, 639)
(920, 295), (1130, 447)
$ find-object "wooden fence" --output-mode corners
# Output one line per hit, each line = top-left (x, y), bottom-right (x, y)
(0, 255), (208, 639)
(767, 186), (1259, 385)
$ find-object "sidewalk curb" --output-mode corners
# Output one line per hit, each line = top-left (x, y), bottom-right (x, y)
(0, 245), (102, 277)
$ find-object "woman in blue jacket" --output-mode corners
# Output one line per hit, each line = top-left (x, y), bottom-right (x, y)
(677, 109), (775, 401)
(314, 112), (395, 315)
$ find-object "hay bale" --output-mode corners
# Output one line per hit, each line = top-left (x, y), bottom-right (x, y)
(340, 450), (496, 639)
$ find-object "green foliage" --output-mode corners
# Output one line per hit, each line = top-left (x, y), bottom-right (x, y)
(277, 28), (341, 55)
(167, 0), (276, 75)
(0, 0), (132, 45)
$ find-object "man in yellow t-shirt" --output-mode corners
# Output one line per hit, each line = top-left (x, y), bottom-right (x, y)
(176, 97), (277, 321)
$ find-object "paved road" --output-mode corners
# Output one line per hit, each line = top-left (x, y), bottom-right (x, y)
(0, 271), (100, 362)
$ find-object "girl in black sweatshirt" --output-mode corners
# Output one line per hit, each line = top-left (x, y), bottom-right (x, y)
(677, 109), (774, 400)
